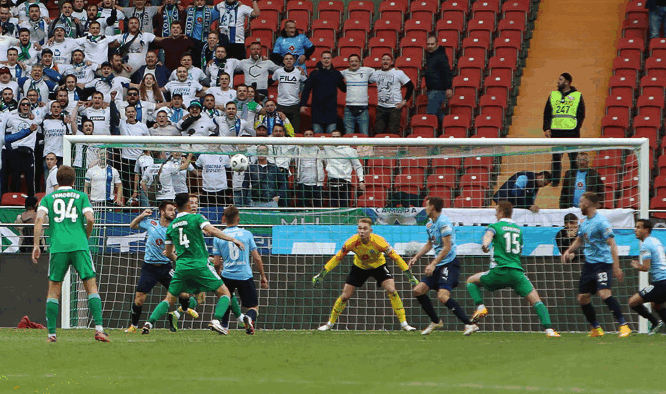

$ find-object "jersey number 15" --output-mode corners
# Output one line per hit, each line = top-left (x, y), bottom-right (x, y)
(503, 232), (521, 254)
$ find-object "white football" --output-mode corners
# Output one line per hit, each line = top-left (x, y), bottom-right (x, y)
(230, 153), (249, 172)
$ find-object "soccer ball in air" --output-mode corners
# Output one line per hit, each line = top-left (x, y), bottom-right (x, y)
(230, 154), (249, 172)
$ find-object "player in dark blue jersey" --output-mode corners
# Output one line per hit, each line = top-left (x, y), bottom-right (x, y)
(562, 192), (631, 338)
(212, 206), (268, 335)
(125, 201), (196, 333)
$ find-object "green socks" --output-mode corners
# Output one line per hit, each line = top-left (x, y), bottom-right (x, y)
(534, 302), (552, 329)
(46, 298), (59, 335)
(88, 293), (104, 327)
(214, 295), (230, 320)
(148, 301), (170, 324)
(230, 294), (241, 318)
(466, 282), (484, 305)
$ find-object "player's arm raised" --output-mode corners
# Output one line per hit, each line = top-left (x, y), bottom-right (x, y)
(312, 245), (350, 287)
(252, 249), (268, 289)
(481, 229), (494, 253)
(31, 210), (47, 264)
(408, 239), (432, 268)
(129, 209), (152, 230)
(607, 237), (623, 282)
(203, 223), (245, 250)
(561, 236), (583, 264)
(425, 235), (451, 277)
(384, 245), (418, 286)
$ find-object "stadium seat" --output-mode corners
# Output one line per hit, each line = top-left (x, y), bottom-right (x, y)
(493, 36), (521, 60)
(436, 16), (465, 40)
(484, 75), (512, 98)
(367, 158), (397, 172)
(594, 150), (624, 170)
(617, 191), (639, 209)
(488, 55), (518, 80)
(453, 190), (486, 208)
(374, 133), (402, 139)
(394, 173), (423, 195)
(440, 0), (468, 21)
(404, 19), (432, 39)
(633, 115), (660, 140)
(343, 19), (369, 44)
(479, 93), (508, 120)
(498, 18), (527, 43)
(601, 114), (629, 138)
(460, 171), (490, 191)
(622, 15), (648, 41)
(369, 37), (396, 58)
(448, 94), (477, 121)
(402, 158), (428, 178)
(432, 156), (462, 172)
(608, 74), (636, 98)
(311, 35), (335, 51)
(471, 0), (499, 22)
(378, 6), (404, 27)
(612, 55), (642, 82)
(425, 189), (453, 207)
(462, 36), (491, 63)
(427, 172), (458, 193)
(467, 16), (497, 42)
(365, 171), (393, 191)
(655, 175), (666, 194)
(338, 37), (364, 57)
(622, 166), (640, 190)
(410, 114), (439, 137)
(410, 0), (438, 24)
(347, 0), (374, 21)
(605, 94), (634, 119)
(311, 19), (340, 40)
(458, 56), (485, 82)
(650, 195), (666, 218)
(617, 37), (645, 61)
(285, 10), (311, 30)
(474, 113), (502, 137)
(442, 114), (470, 138)
(258, 0), (284, 13)
(650, 37), (666, 57)
(502, 0), (531, 25)
(637, 94), (665, 119)
(317, 0), (344, 22)
(357, 189), (387, 208)
(464, 156), (494, 173)
(645, 57), (666, 77)
(1, 192), (27, 206)
(250, 17), (278, 40)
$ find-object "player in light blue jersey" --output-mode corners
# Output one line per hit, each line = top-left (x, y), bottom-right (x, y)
(125, 202), (197, 333)
(629, 219), (666, 335)
(212, 206), (268, 335)
(562, 192), (631, 338)
(408, 197), (477, 336)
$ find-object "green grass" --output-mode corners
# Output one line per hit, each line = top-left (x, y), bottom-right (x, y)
(1, 328), (665, 394)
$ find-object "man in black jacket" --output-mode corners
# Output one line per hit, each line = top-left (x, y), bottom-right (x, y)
(299, 51), (346, 134)
(559, 152), (605, 208)
(424, 35), (453, 124)
(493, 170), (552, 212)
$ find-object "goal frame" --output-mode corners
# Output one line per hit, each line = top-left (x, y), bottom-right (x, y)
(61, 135), (651, 332)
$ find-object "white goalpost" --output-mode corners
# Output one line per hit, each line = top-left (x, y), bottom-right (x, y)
(60, 135), (651, 333)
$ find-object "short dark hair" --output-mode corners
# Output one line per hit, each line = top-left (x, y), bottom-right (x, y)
(57, 165), (76, 186)
(426, 196), (444, 212)
(321, 50), (333, 58)
(497, 200), (513, 218)
(564, 213), (579, 224)
(637, 219), (654, 234)
(224, 205), (240, 224)
(175, 193), (190, 210)
(25, 196), (38, 210)
(581, 191), (599, 206)
(561, 73), (573, 84)
(348, 53), (361, 61)
(159, 200), (176, 212)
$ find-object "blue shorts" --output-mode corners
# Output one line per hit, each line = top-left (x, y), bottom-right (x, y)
(136, 262), (174, 293)
(578, 263), (613, 295)
(222, 276), (259, 308)
(639, 280), (666, 304)
(421, 259), (460, 291)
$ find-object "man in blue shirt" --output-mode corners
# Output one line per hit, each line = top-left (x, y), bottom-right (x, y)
(559, 152), (605, 208)
(409, 196), (477, 336)
(212, 205), (268, 334)
(493, 170), (552, 212)
(125, 202), (196, 333)
(562, 192), (631, 337)
(629, 219), (666, 335)
(271, 20), (315, 74)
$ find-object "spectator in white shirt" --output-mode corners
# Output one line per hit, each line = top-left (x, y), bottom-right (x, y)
(205, 45), (239, 87)
(341, 54), (374, 135)
(272, 53), (306, 134)
(163, 65), (205, 107)
(0, 66), (18, 98)
(322, 130), (365, 207)
(131, 150), (153, 206)
(296, 129), (325, 207)
(168, 52), (206, 84)
(206, 72), (236, 107)
(236, 42), (279, 97)
(217, 101), (254, 137)
(234, 83), (262, 124)
(118, 104), (150, 200)
(215, 0), (259, 60)
(177, 100), (217, 136)
(369, 54), (415, 136)
(195, 152), (231, 206)
(200, 94), (221, 119)
(44, 152), (59, 194)
(112, 17), (156, 72)
(84, 149), (123, 205)
(41, 100), (70, 171)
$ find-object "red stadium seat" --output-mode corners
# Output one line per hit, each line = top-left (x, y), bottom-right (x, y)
(502, 0), (531, 24)
(471, 0), (499, 21)
(1, 192), (26, 206)
(317, 0), (344, 22)
(425, 189), (453, 207)
(373, 18), (400, 43)
(593, 150), (624, 170)
(622, 15), (648, 42)
(454, 190), (486, 208)
(427, 172), (458, 192)
(394, 173), (423, 195)
(460, 172), (490, 192)
(488, 55), (517, 80)
(637, 94), (665, 119)
(464, 156), (495, 172)
(448, 93), (477, 121)
(369, 37), (396, 58)
(436, 16), (464, 39)
(458, 56), (485, 82)
(440, 0), (468, 21)
(604, 94), (634, 119)
(498, 18), (526, 43)
(484, 75), (512, 98)
(650, 195), (666, 218)
(442, 114), (470, 138)
(617, 37), (645, 61)
(347, 0), (374, 21)
(410, 0), (438, 24)
(311, 35), (335, 51)
(479, 93), (508, 119)
(462, 36), (490, 63)
(410, 114), (439, 137)
(367, 158), (397, 172)
(493, 36), (521, 60)
(601, 114), (629, 138)
(343, 19), (369, 44)
(432, 156), (462, 172)
(474, 113), (502, 137)
(357, 189), (387, 207)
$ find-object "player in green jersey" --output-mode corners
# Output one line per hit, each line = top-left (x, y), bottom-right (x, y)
(142, 193), (245, 335)
(31, 166), (110, 343)
(465, 201), (560, 337)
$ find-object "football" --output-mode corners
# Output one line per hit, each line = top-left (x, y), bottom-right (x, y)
(230, 153), (250, 172)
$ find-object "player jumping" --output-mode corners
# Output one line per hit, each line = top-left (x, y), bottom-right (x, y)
(312, 218), (419, 331)
(466, 201), (560, 337)
(32, 166), (110, 343)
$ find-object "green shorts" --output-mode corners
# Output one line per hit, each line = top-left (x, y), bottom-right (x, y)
(479, 267), (534, 297)
(168, 263), (224, 296)
(49, 250), (96, 282)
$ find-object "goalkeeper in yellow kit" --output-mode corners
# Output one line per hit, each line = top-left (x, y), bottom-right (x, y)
(312, 218), (419, 331)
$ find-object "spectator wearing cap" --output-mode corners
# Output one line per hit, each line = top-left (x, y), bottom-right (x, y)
(20, 64), (55, 102)
(255, 99), (294, 136)
(48, 1), (85, 38)
(0, 66), (18, 98)
(299, 51), (346, 135)
(271, 20), (314, 74)
(130, 51), (170, 88)
(163, 65), (205, 107)
(176, 100), (217, 136)
(82, 61), (130, 102)
(36, 49), (63, 83)
(43, 25), (81, 65)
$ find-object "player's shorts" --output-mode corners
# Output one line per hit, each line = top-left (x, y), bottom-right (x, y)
(639, 280), (666, 304)
(421, 259), (460, 291)
(49, 250), (96, 282)
(136, 262), (174, 293)
(479, 267), (534, 297)
(346, 264), (392, 288)
(222, 277), (259, 308)
(168, 263), (224, 296)
(578, 263), (613, 295)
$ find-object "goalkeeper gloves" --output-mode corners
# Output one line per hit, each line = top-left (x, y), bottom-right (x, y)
(312, 268), (328, 288)
(404, 270), (419, 286)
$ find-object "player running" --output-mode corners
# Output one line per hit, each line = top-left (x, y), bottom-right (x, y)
(409, 196), (478, 336)
(142, 193), (245, 335)
(466, 201), (560, 337)
(312, 218), (419, 331)
(32, 166), (110, 343)
(212, 206), (268, 335)
(562, 192), (631, 338)
(629, 219), (666, 335)
(125, 203), (198, 333)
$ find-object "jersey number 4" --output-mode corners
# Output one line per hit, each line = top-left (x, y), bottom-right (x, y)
(53, 199), (79, 223)
(178, 228), (190, 248)
(503, 232), (521, 254)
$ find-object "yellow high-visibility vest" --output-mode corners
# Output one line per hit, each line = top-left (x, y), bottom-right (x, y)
(549, 90), (581, 130)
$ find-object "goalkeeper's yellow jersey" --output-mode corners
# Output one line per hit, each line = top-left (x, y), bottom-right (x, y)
(324, 234), (409, 271)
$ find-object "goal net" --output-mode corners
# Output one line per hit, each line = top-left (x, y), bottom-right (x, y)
(60, 135), (650, 333)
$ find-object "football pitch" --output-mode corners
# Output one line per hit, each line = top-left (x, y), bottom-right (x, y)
(1, 328), (665, 394)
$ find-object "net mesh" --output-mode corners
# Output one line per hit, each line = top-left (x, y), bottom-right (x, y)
(62, 137), (645, 332)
